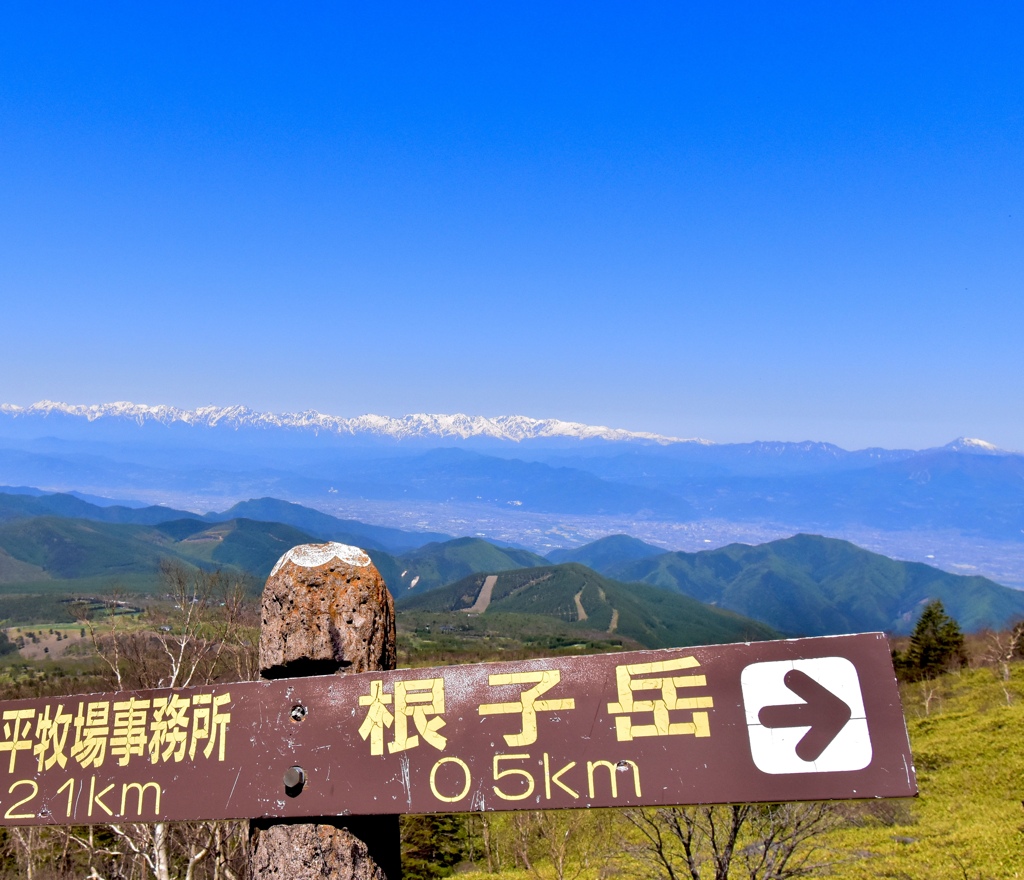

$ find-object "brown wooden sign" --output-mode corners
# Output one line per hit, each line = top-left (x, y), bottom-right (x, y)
(0, 633), (914, 825)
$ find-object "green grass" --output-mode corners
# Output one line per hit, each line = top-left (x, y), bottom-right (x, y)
(824, 665), (1024, 880)
(0, 516), (177, 578)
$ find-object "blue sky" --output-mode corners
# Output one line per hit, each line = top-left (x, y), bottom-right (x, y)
(1, 3), (1021, 449)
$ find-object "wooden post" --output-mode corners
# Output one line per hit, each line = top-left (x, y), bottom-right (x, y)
(249, 543), (401, 880)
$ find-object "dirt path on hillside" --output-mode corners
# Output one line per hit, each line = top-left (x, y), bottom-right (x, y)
(463, 575), (499, 614)
(574, 590), (588, 622)
(595, 587), (619, 633)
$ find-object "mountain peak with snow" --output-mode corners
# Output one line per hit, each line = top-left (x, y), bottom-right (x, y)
(943, 437), (1003, 454)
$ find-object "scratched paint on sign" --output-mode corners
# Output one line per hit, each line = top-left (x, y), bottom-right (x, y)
(0, 634), (915, 825)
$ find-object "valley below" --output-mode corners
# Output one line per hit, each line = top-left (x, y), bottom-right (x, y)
(313, 497), (1024, 589)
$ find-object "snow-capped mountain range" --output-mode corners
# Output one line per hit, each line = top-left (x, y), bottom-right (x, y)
(0, 400), (705, 445)
(0, 400), (1008, 455)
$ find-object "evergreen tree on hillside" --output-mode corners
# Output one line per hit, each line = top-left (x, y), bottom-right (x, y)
(400, 814), (468, 879)
(895, 600), (968, 681)
(1012, 620), (1024, 658)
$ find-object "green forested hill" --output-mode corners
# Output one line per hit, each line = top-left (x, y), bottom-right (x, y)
(210, 497), (450, 552)
(2, 508), (1022, 644)
(0, 516), (322, 595)
(545, 534), (665, 569)
(609, 534), (1024, 635)
(0, 512), (546, 619)
(391, 537), (549, 597)
(0, 516), (178, 579)
(153, 518), (322, 577)
(0, 491), (199, 525)
(0, 513), (547, 622)
(0, 491), (445, 554)
(399, 562), (777, 648)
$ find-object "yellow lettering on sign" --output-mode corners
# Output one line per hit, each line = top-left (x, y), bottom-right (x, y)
(34, 704), (73, 772)
(121, 781), (162, 816)
(149, 694), (191, 763)
(358, 680), (394, 756)
(111, 697), (151, 767)
(189, 693), (231, 761)
(543, 752), (579, 799)
(478, 670), (575, 746)
(429, 756), (471, 803)
(57, 777), (75, 818)
(4, 779), (38, 819)
(606, 656), (713, 742)
(587, 759), (641, 799)
(88, 775), (114, 817)
(392, 679), (446, 753)
(492, 753), (534, 801)
(71, 701), (111, 770)
(358, 678), (448, 755)
(0, 708), (37, 773)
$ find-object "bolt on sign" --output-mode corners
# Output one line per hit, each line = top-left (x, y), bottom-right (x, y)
(0, 633), (915, 825)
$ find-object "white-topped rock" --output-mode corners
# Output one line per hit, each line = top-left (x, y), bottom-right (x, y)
(270, 542), (371, 577)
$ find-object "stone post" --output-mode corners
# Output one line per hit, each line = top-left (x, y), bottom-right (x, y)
(249, 543), (401, 880)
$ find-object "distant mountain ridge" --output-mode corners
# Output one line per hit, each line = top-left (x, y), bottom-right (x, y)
(0, 491), (448, 555)
(0, 400), (697, 445)
(0, 490), (1021, 637)
(605, 534), (1024, 635)
(2, 401), (1022, 588)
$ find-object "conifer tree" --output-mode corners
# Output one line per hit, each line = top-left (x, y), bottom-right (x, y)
(896, 600), (968, 681)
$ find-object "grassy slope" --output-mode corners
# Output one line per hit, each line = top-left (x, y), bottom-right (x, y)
(181, 518), (321, 577)
(825, 665), (1024, 880)
(397, 611), (631, 667)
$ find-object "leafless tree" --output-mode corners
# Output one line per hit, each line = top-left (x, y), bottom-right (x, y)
(979, 623), (1024, 705)
(624, 802), (839, 880)
(66, 561), (258, 880)
(511, 809), (616, 880)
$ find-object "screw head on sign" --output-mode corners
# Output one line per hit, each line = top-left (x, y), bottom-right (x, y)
(290, 704), (307, 722)
(283, 765), (305, 791)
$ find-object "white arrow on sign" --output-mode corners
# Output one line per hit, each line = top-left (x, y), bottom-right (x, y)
(740, 657), (872, 775)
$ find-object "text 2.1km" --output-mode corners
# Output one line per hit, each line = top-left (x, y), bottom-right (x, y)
(0, 633), (916, 824)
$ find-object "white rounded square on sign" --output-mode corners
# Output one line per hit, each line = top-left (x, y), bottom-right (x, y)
(740, 657), (872, 775)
